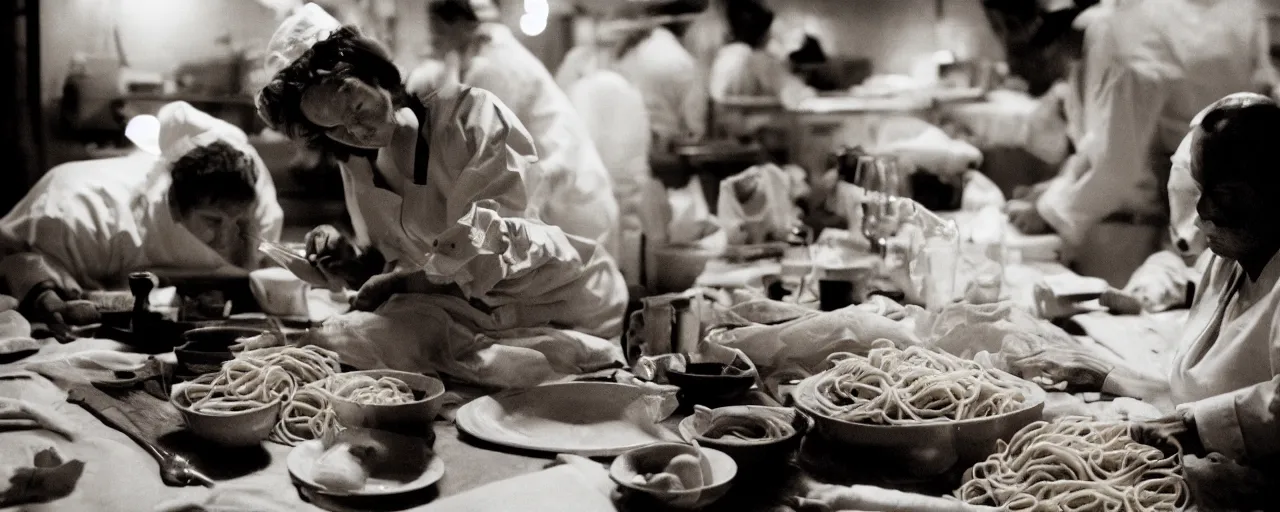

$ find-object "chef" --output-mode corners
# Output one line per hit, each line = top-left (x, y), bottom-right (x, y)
(424, 0), (621, 260)
(254, 4), (626, 342)
(988, 0), (1275, 286)
(0, 101), (283, 332)
(1017, 94), (1280, 509)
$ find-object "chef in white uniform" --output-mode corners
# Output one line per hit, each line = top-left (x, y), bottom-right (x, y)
(995, 0), (1275, 286)
(425, 0), (620, 261)
(255, 4), (626, 341)
(1017, 94), (1280, 509)
(0, 101), (283, 329)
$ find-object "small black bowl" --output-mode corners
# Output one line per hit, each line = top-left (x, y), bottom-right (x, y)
(681, 409), (813, 474)
(175, 326), (265, 376)
(666, 362), (757, 407)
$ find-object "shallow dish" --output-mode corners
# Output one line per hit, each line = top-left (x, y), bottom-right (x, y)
(170, 377), (282, 447)
(610, 442), (736, 509)
(316, 370), (447, 438)
(287, 439), (444, 497)
(455, 382), (680, 457)
(175, 326), (265, 375)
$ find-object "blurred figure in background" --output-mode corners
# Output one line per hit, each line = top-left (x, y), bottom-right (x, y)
(425, 0), (620, 260)
(556, 1), (708, 154)
(0, 101), (283, 333)
(986, 0), (1277, 286)
(565, 71), (650, 287)
(706, 0), (814, 108)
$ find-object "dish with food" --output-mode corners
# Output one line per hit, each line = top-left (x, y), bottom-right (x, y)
(956, 417), (1187, 511)
(680, 405), (798, 444)
(288, 427), (444, 496)
(794, 341), (1031, 425)
(610, 442), (737, 509)
(321, 373), (416, 405)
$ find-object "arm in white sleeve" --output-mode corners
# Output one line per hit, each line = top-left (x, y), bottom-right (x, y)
(1124, 250), (1193, 312)
(1187, 313), (1280, 462)
(1036, 35), (1168, 246)
(416, 91), (593, 299)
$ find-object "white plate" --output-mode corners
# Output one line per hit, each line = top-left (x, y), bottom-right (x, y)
(287, 440), (445, 497)
(455, 382), (680, 457)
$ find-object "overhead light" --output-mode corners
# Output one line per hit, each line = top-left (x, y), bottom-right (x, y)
(520, 13), (548, 36)
(125, 115), (162, 156)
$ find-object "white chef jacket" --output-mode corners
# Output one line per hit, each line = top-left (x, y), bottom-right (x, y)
(565, 70), (650, 287)
(1123, 131), (1211, 310)
(1170, 250), (1280, 464)
(1037, 0), (1273, 247)
(613, 27), (709, 148)
(338, 82), (627, 340)
(0, 102), (283, 300)
(456, 23), (621, 261)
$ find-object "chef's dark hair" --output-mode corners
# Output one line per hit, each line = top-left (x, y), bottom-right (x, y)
(1194, 94), (1280, 192)
(982, 0), (1098, 48)
(725, 0), (774, 49)
(429, 0), (480, 24)
(255, 26), (410, 161)
(168, 140), (258, 217)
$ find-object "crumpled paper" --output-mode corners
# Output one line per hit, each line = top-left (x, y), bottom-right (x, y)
(916, 300), (1080, 377)
(717, 164), (804, 246)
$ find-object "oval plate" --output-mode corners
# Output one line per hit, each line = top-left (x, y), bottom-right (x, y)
(455, 382), (680, 457)
(287, 440), (445, 497)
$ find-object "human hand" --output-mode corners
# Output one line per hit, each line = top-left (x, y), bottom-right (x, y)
(351, 271), (406, 312)
(24, 288), (72, 342)
(1130, 411), (1204, 457)
(305, 225), (359, 292)
(1009, 347), (1114, 392)
(1004, 200), (1051, 234)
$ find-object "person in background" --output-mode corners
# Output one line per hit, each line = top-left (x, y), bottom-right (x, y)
(1017, 93), (1280, 509)
(564, 69), (651, 287)
(706, 0), (814, 108)
(597, 1), (708, 153)
(424, 0), (621, 260)
(0, 101), (283, 333)
(987, 0), (1276, 286)
(254, 4), (626, 337)
(1099, 127), (1211, 314)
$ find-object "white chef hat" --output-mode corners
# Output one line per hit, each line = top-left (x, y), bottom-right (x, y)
(125, 101), (250, 164)
(263, 2), (343, 79)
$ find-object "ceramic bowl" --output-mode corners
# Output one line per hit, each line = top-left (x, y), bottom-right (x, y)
(170, 376), (282, 447)
(175, 326), (265, 375)
(793, 372), (1047, 478)
(677, 407), (812, 472)
(610, 443), (737, 509)
(318, 370), (448, 438)
(665, 361), (757, 406)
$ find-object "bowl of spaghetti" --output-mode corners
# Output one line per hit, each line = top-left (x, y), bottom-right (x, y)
(791, 341), (1045, 477)
(170, 362), (290, 447)
(316, 370), (447, 438)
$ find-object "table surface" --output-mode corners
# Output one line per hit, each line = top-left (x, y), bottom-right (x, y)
(0, 231), (1167, 511)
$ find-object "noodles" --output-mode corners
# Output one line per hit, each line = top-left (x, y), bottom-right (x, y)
(271, 386), (342, 446)
(794, 340), (1029, 424)
(956, 417), (1187, 511)
(177, 343), (345, 435)
(179, 358), (297, 413)
(321, 374), (416, 405)
(692, 405), (797, 443)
